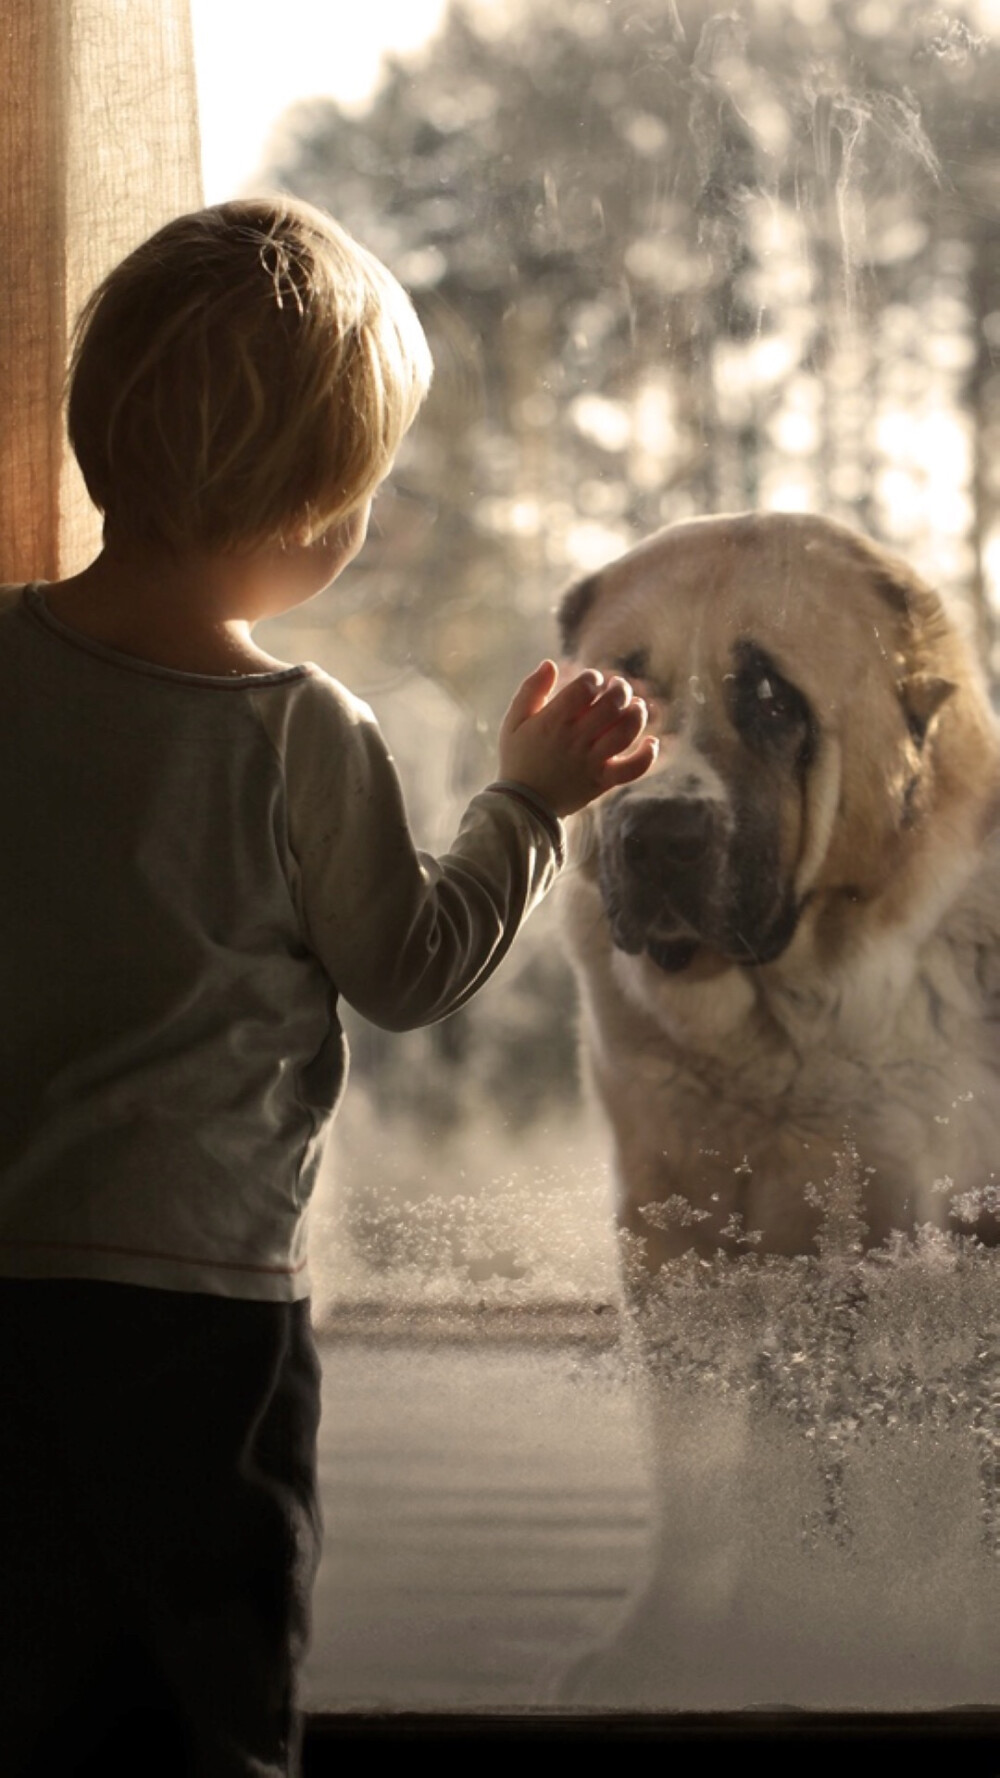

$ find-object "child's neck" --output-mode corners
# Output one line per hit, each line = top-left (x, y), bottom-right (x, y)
(41, 541), (303, 677)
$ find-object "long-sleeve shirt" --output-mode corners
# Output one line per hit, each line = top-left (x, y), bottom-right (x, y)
(0, 586), (563, 1299)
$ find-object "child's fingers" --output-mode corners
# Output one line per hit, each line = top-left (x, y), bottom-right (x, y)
(600, 734), (660, 789)
(580, 684), (646, 747)
(502, 659), (560, 732)
(544, 666), (606, 720)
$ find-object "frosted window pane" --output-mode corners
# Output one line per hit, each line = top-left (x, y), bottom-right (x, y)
(204, 0), (1000, 1717)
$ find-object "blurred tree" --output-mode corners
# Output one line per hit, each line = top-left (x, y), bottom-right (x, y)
(268, 0), (999, 687)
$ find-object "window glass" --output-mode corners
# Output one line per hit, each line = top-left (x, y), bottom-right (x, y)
(192, 0), (1000, 1714)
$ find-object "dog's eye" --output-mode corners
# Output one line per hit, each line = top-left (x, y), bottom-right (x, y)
(613, 648), (649, 681)
(756, 676), (793, 717)
(744, 671), (808, 732)
(729, 644), (815, 763)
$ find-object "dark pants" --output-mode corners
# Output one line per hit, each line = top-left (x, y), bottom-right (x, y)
(0, 1279), (323, 1777)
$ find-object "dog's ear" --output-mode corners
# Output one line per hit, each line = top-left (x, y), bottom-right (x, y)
(900, 672), (955, 747)
(557, 572), (603, 659)
(858, 542), (960, 748)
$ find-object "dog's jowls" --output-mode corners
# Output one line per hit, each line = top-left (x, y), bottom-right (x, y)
(558, 512), (1000, 1262)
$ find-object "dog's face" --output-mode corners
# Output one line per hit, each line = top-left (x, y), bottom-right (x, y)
(560, 512), (988, 976)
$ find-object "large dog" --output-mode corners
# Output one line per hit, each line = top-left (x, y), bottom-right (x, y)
(558, 512), (1000, 1262)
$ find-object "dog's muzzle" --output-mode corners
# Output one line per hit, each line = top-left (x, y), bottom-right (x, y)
(598, 789), (803, 972)
(598, 793), (726, 965)
(619, 797), (715, 878)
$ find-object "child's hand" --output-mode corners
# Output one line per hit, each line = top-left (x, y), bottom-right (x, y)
(497, 660), (658, 818)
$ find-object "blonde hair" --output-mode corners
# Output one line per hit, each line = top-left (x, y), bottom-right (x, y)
(67, 195), (433, 553)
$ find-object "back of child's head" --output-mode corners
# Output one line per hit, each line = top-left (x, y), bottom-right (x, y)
(67, 195), (433, 555)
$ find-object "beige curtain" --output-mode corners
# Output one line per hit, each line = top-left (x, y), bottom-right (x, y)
(0, 0), (202, 583)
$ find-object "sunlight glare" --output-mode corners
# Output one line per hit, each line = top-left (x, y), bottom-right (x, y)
(190, 0), (450, 199)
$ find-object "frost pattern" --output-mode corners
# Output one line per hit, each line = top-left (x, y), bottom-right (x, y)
(318, 1110), (1000, 1560)
(622, 1141), (1000, 1554)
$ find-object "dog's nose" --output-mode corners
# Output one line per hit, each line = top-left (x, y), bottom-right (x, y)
(620, 799), (715, 875)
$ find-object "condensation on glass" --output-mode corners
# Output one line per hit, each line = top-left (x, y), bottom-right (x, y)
(233, 0), (1000, 1714)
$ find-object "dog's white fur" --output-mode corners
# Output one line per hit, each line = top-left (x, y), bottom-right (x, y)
(559, 513), (1000, 1260)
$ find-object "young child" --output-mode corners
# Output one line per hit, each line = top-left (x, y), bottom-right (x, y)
(0, 196), (655, 1775)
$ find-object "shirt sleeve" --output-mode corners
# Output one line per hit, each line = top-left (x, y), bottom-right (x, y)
(262, 670), (565, 1032)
